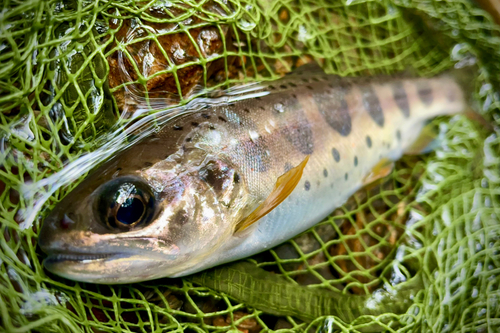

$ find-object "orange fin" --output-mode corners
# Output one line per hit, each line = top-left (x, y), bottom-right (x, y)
(362, 158), (394, 187)
(235, 156), (310, 233)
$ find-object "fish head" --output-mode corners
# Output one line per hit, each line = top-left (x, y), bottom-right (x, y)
(39, 137), (249, 283)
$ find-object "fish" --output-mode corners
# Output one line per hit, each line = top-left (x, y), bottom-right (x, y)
(38, 65), (471, 283)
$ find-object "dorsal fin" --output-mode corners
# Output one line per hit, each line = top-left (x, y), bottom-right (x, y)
(235, 156), (310, 233)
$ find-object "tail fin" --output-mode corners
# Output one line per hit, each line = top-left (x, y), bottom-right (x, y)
(444, 64), (495, 131)
(442, 64), (480, 111)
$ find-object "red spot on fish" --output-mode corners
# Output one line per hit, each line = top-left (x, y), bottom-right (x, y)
(60, 214), (75, 229)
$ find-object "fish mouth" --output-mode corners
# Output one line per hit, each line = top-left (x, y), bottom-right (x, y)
(42, 251), (168, 284)
(44, 252), (114, 263)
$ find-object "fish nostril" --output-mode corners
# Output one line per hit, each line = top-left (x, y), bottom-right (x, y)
(59, 214), (75, 230)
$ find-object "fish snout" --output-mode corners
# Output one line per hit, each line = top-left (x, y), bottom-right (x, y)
(38, 207), (81, 253)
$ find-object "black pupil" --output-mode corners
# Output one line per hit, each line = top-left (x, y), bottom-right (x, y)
(116, 197), (145, 225)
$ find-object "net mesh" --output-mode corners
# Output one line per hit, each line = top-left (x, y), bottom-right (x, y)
(1, 0), (500, 332)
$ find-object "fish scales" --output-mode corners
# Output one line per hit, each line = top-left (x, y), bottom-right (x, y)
(38, 68), (467, 283)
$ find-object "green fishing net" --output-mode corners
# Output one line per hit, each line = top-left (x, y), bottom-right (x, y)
(1, 0), (500, 332)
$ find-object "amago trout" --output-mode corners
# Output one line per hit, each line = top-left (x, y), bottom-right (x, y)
(39, 66), (471, 283)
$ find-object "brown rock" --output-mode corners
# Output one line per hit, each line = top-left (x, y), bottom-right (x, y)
(107, 5), (231, 114)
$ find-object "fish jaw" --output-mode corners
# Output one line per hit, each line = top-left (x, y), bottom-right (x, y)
(42, 252), (171, 284)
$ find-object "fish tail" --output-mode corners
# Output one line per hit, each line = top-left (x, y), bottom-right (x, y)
(445, 65), (495, 130)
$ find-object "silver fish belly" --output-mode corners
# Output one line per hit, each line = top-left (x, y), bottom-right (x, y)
(39, 68), (467, 283)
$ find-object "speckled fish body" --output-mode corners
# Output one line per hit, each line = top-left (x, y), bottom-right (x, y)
(39, 68), (467, 283)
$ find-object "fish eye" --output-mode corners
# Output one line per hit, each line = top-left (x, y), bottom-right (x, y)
(96, 177), (155, 230)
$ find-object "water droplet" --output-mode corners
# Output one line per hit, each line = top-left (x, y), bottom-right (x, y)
(298, 25), (311, 42)
(249, 130), (259, 142)
(274, 103), (285, 113)
(238, 19), (256, 31)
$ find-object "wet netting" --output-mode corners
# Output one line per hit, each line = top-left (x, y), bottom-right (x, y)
(1, 0), (500, 332)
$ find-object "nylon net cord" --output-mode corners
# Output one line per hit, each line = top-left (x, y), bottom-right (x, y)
(1, 0), (500, 332)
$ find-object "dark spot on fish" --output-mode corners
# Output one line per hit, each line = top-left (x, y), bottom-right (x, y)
(366, 136), (372, 148)
(362, 86), (384, 127)
(417, 83), (433, 105)
(292, 94), (297, 99)
(199, 162), (229, 193)
(282, 124), (314, 155)
(268, 85), (276, 90)
(315, 90), (351, 136)
(284, 162), (293, 172)
(354, 156), (358, 167)
(117, 167), (122, 171)
(396, 130), (401, 141)
(281, 103), (314, 154)
(218, 116), (227, 122)
(256, 97), (262, 101)
(332, 148), (340, 162)
(144, 162), (153, 167)
(186, 137), (192, 142)
(446, 89), (456, 102)
(391, 83), (410, 118)
(323, 169), (328, 177)
(289, 82), (297, 88)
(301, 78), (309, 83)
(244, 108), (250, 113)
(280, 84), (287, 89)
(258, 107), (265, 111)
(201, 113), (211, 119)
(233, 173), (240, 183)
(209, 126), (216, 130)
(173, 125), (183, 131)
(304, 181), (311, 191)
(191, 122), (199, 127)
(312, 77), (320, 82)
(307, 85), (314, 90)
(328, 83), (334, 89)
(345, 173), (348, 180)
(173, 209), (189, 226)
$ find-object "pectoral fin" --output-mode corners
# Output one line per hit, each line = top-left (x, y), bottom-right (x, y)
(235, 156), (310, 233)
(362, 158), (394, 187)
